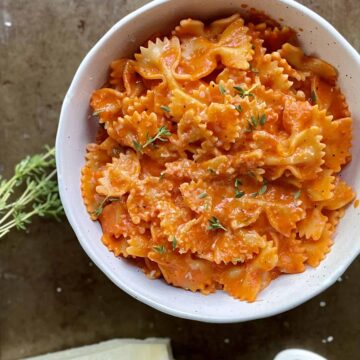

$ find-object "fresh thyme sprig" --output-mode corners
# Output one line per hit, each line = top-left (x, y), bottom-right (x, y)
(233, 83), (258, 98)
(235, 178), (245, 198)
(0, 147), (64, 239)
(252, 179), (268, 197)
(219, 84), (226, 95)
(294, 189), (301, 199)
(143, 126), (172, 148)
(208, 216), (227, 231)
(160, 105), (171, 113)
(311, 90), (317, 104)
(92, 196), (119, 217)
(153, 245), (166, 254)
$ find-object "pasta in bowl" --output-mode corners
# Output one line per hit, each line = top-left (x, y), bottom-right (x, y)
(57, 0), (360, 322)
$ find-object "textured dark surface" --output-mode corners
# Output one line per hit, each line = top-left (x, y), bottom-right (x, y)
(0, 1), (359, 359)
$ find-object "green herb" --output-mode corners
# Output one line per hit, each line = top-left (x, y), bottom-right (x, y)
(259, 113), (267, 126)
(132, 140), (143, 153)
(233, 83), (258, 98)
(143, 126), (172, 148)
(248, 113), (267, 131)
(252, 179), (268, 197)
(207, 168), (216, 175)
(92, 196), (118, 217)
(153, 245), (166, 254)
(235, 105), (243, 113)
(294, 189), (301, 199)
(92, 198), (107, 217)
(235, 190), (245, 198)
(172, 236), (177, 250)
(311, 90), (317, 104)
(235, 178), (245, 198)
(233, 257), (243, 262)
(251, 115), (258, 128)
(160, 105), (171, 113)
(219, 84), (226, 95)
(198, 192), (208, 199)
(208, 216), (227, 231)
(159, 172), (166, 180)
(247, 171), (256, 178)
(235, 178), (242, 187)
(0, 147), (64, 239)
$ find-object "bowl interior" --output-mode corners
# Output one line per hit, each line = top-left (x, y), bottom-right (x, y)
(56, 0), (360, 322)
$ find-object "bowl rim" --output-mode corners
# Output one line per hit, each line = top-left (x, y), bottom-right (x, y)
(56, 0), (360, 323)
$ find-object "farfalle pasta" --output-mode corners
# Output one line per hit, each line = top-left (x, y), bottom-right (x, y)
(81, 14), (355, 302)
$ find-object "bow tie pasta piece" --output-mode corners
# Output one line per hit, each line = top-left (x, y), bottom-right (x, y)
(176, 19), (254, 81)
(81, 142), (112, 220)
(174, 215), (267, 264)
(302, 223), (334, 267)
(217, 242), (278, 302)
(168, 88), (206, 121)
(253, 53), (293, 91)
(91, 88), (124, 123)
(173, 14), (241, 40)
(156, 198), (193, 237)
(102, 233), (130, 258)
(272, 232), (307, 274)
(149, 251), (217, 294)
(134, 37), (181, 88)
(96, 150), (140, 197)
(259, 24), (297, 53)
(213, 184), (306, 237)
(205, 103), (245, 150)
(310, 76), (350, 119)
(258, 126), (326, 180)
(280, 43), (338, 83)
(126, 177), (173, 224)
(106, 111), (173, 155)
(320, 177), (355, 211)
(305, 169), (335, 202)
(310, 106), (352, 172)
(270, 51), (304, 81)
(297, 207), (328, 241)
(121, 83), (171, 116)
(99, 200), (143, 239)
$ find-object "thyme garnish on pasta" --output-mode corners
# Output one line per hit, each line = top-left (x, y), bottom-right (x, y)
(208, 216), (227, 231)
(234, 105), (243, 113)
(219, 84), (226, 95)
(153, 245), (166, 254)
(294, 189), (301, 199)
(92, 196), (118, 217)
(311, 90), (317, 104)
(132, 140), (143, 153)
(233, 83), (258, 98)
(0, 147), (64, 239)
(234, 178), (245, 198)
(172, 236), (177, 250)
(252, 179), (268, 197)
(160, 105), (171, 113)
(143, 126), (172, 148)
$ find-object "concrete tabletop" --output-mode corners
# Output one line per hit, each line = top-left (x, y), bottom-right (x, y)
(0, 1), (359, 359)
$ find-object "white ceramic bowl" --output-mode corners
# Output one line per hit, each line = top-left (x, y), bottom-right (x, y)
(56, 0), (360, 323)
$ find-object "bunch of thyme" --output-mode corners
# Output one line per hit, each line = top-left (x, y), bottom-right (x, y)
(0, 146), (64, 239)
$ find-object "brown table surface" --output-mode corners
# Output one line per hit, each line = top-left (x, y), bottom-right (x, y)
(0, 1), (359, 359)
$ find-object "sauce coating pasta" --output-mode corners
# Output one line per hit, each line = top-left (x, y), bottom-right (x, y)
(81, 14), (355, 302)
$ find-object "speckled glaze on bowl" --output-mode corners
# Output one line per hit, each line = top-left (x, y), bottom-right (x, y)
(56, 0), (360, 323)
